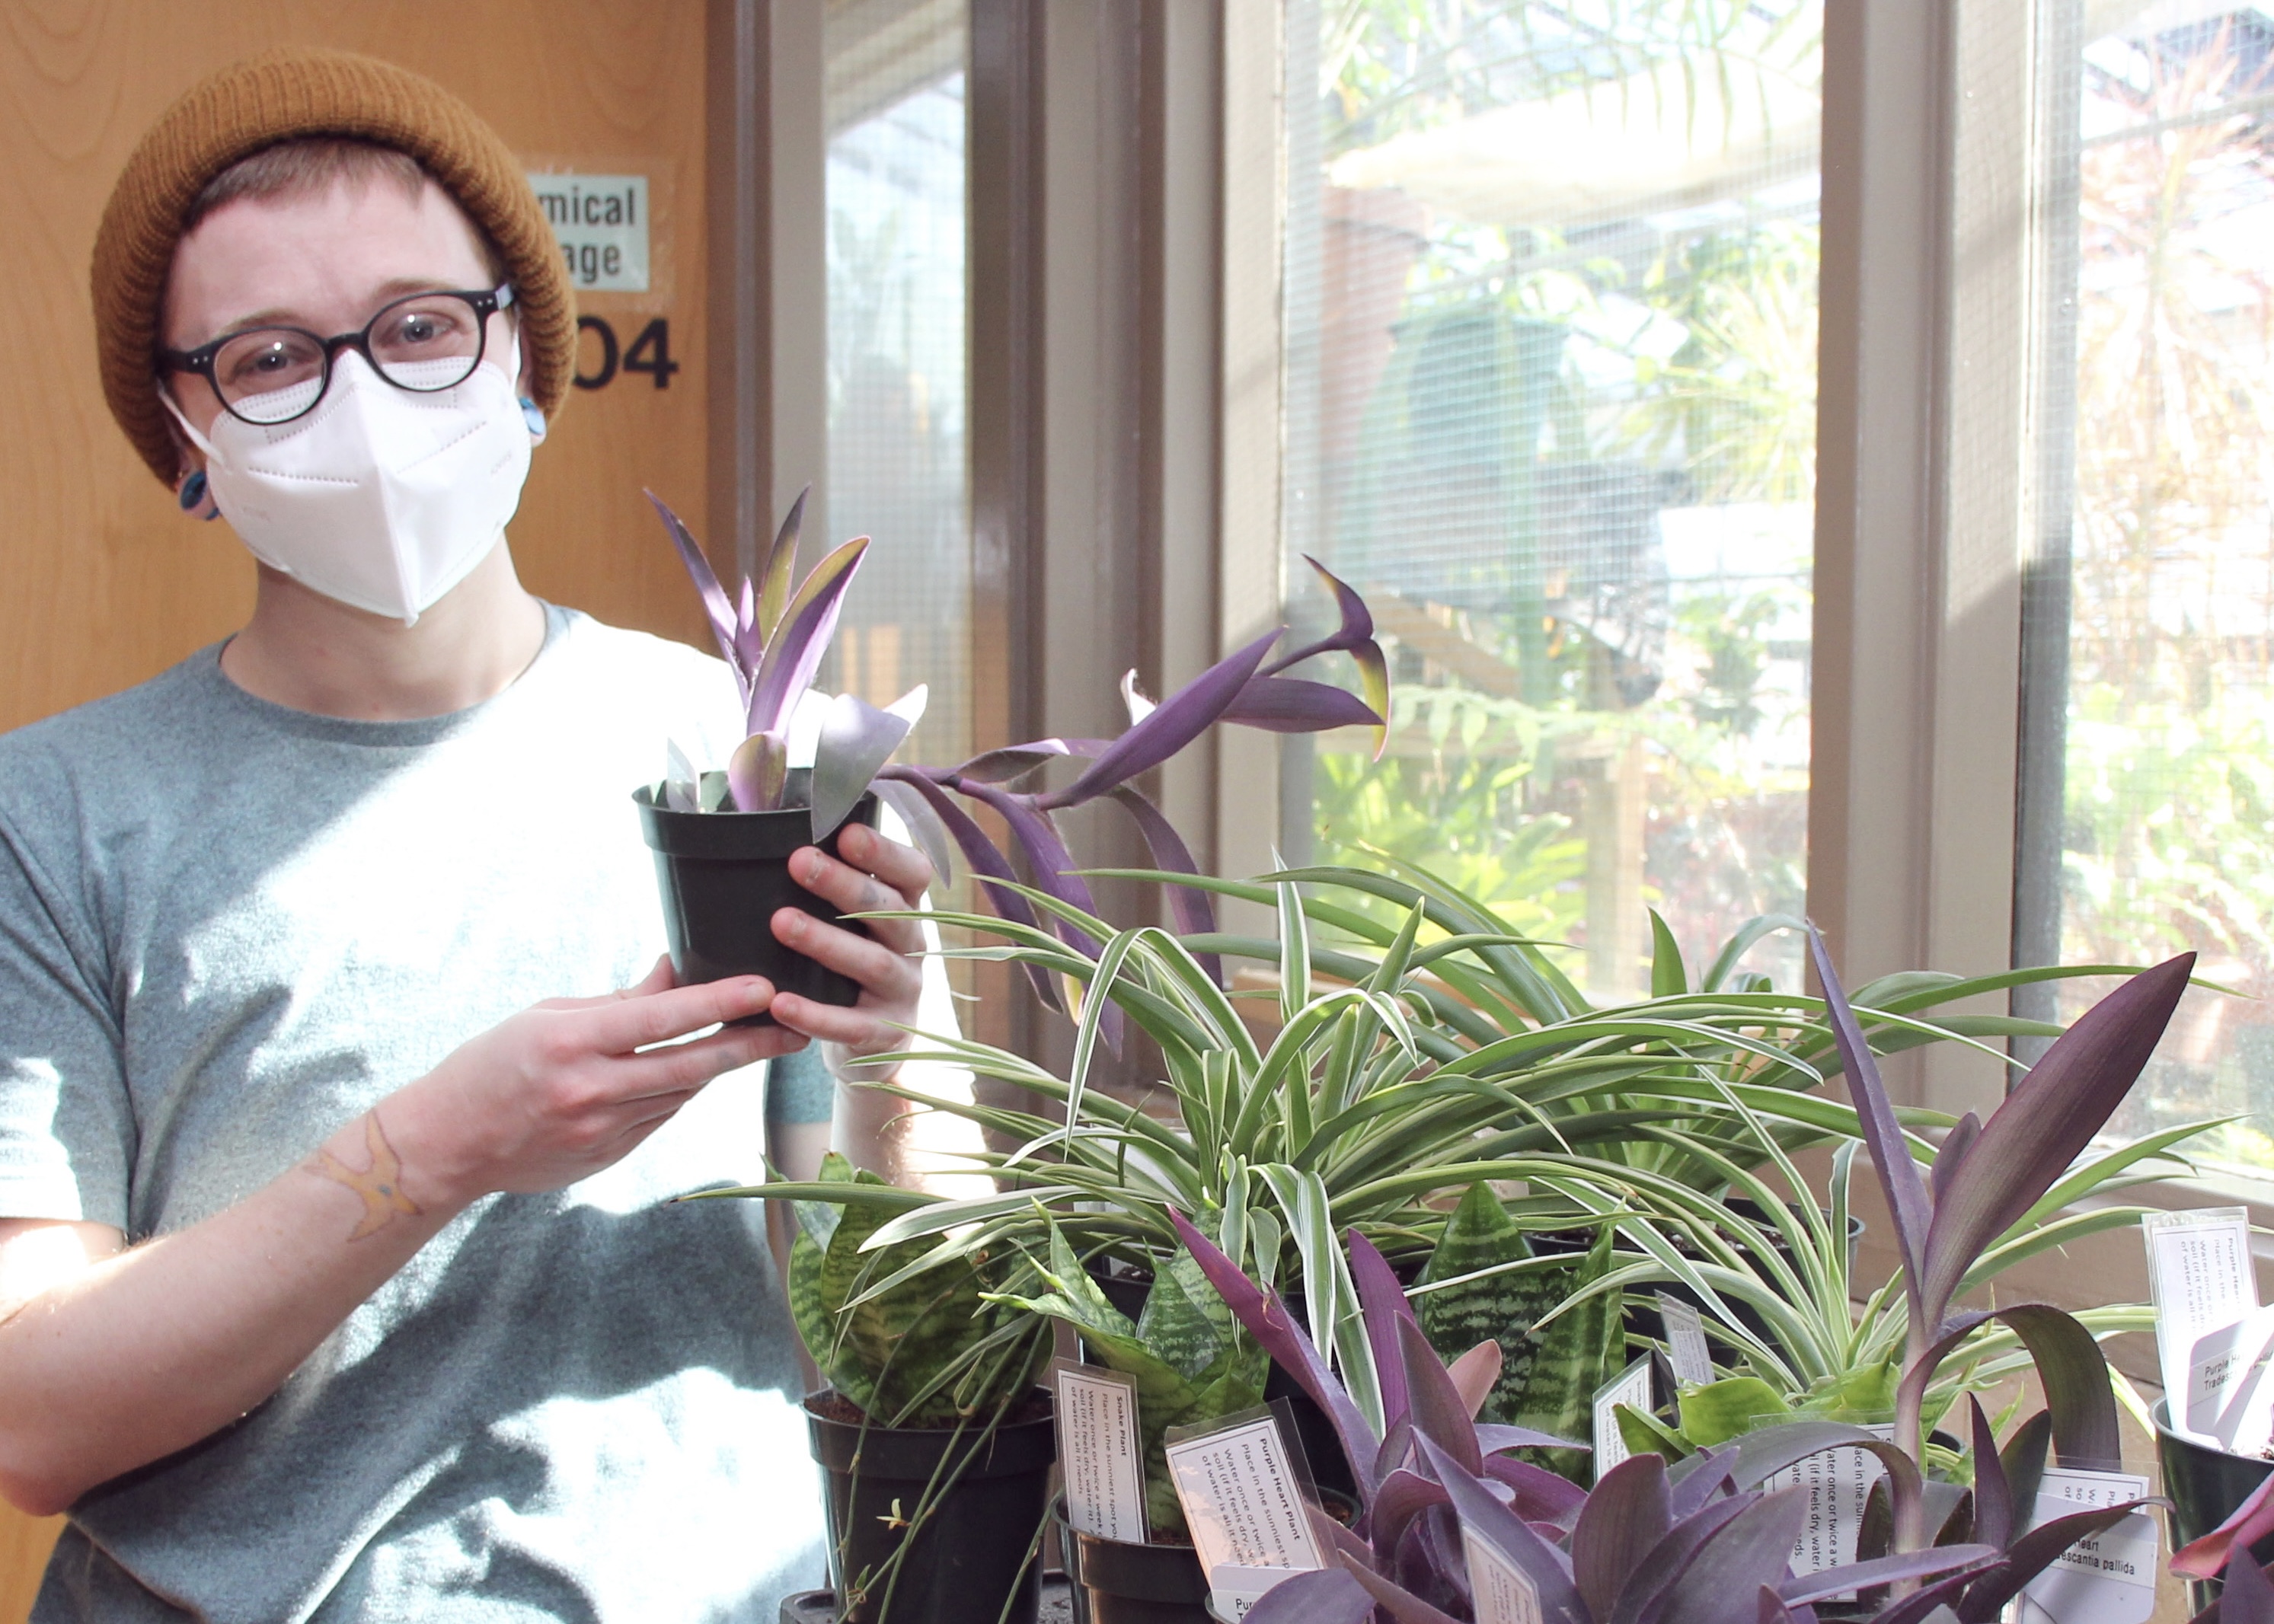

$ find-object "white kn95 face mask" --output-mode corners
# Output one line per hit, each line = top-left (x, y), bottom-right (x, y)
(163, 343), (534, 626)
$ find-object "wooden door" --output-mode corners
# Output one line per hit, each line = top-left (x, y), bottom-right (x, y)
(0, 2), (723, 1611)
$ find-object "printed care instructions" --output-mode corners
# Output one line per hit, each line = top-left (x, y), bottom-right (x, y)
(2016, 1466), (2156, 1624)
(1052, 1361), (1148, 1543)
(1164, 1409), (1326, 1584)
(2143, 1208), (2264, 1448)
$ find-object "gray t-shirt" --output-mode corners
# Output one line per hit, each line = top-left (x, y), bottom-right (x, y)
(0, 605), (826, 1622)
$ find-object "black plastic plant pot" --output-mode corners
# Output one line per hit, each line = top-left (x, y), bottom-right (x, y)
(1057, 1500), (1210, 1624)
(806, 1390), (1058, 1624)
(633, 780), (877, 1025)
(2155, 1398), (2274, 1611)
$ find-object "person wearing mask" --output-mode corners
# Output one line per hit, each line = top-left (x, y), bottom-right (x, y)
(0, 47), (964, 1622)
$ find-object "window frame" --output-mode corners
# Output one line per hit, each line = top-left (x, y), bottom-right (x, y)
(1199, 0), (2274, 1345)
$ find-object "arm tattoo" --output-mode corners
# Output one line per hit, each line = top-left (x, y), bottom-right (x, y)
(305, 1113), (422, 1240)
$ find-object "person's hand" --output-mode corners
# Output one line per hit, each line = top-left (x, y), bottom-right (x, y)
(768, 822), (932, 1069)
(386, 957), (801, 1207)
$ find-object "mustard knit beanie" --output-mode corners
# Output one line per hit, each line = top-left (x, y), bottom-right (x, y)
(91, 47), (575, 487)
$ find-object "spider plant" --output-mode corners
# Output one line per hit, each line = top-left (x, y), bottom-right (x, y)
(715, 884), (1981, 1482)
(1138, 856), (2161, 1198)
(1454, 1091), (2212, 1452)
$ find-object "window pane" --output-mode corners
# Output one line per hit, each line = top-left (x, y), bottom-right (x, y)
(1281, 2), (1823, 997)
(825, 6), (969, 771)
(2019, 5), (2274, 1173)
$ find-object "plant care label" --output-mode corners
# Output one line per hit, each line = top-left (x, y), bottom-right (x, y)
(1053, 1361), (1148, 1543)
(1164, 1409), (1327, 1599)
(1759, 1424), (1894, 1589)
(526, 173), (650, 291)
(1461, 1526), (1545, 1624)
(1205, 1565), (1314, 1620)
(1656, 1293), (1713, 1386)
(2188, 1304), (2274, 1455)
(1592, 1356), (1654, 1476)
(2015, 1466), (2157, 1624)
(2143, 1206), (2259, 1431)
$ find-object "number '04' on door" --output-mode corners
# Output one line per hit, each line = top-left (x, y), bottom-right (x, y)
(574, 316), (678, 391)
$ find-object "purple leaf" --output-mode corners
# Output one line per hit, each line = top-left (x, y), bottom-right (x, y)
(1475, 1423), (1584, 1453)
(1239, 1568), (1375, 1624)
(1653, 1491), (1813, 1624)
(1372, 1466), (1452, 1556)
(953, 783), (1105, 943)
(1375, 1415), (1416, 1485)
(1864, 1575), (1974, 1624)
(1620, 1493), (1757, 1618)
(1340, 1555), (1466, 1624)
(1261, 557), (1391, 760)
(1723, 1422), (1924, 1516)
(1807, 927), (1933, 1326)
(812, 692), (912, 841)
(736, 576), (760, 674)
(1222, 677), (1383, 732)
(1310, 1502), (1376, 1570)
(756, 484), (808, 643)
(1758, 1588), (1810, 1624)
(1399, 1316), (1482, 1476)
(1263, 556), (1377, 672)
(1777, 1546), (1998, 1606)
(1917, 952), (2193, 1329)
(954, 780), (1113, 1033)
(2223, 1553), (2274, 1624)
(1669, 1446), (1739, 1520)
(1894, 1305), (2118, 1472)
(1943, 1501), (2152, 1618)
(1482, 1454), (1589, 1529)
(1350, 1229), (1416, 1431)
(1966, 1396), (2011, 1551)
(1170, 1208), (1381, 1488)
(1448, 1344), (1505, 1421)
(727, 730), (788, 812)
(647, 492), (746, 692)
(747, 534), (870, 736)
(1405, 1508), (1471, 1616)
(1104, 785), (1223, 986)
(872, 777), (956, 890)
(1931, 1112), (1981, 1208)
(952, 738), (1110, 785)
(2175, 1469), (2274, 1578)
(1414, 1435), (1586, 1624)
(1043, 630), (1283, 809)
(1573, 1455), (1674, 1622)
(875, 767), (1061, 1012)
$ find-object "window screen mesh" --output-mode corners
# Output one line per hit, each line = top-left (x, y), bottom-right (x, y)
(824, 0), (969, 772)
(1281, 2), (1823, 997)
(2018, 2), (2274, 1171)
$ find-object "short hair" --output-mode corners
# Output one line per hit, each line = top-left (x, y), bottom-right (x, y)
(182, 136), (506, 281)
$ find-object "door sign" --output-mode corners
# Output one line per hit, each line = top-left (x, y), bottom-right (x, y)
(527, 173), (650, 292)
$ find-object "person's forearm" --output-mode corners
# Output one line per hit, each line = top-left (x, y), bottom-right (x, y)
(0, 1109), (461, 1514)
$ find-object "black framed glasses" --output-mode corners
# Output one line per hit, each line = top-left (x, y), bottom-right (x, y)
(161, 284), (516, 427)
